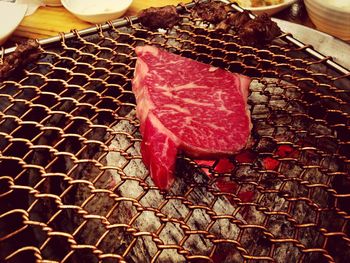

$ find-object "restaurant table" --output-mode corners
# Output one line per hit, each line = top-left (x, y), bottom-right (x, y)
(10, 0), (314, 41)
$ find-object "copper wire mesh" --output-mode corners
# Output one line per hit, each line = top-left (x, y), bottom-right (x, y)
(0, 1), (350, 262)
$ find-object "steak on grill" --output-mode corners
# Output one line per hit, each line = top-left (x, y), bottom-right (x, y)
(132, 45), (252, 189)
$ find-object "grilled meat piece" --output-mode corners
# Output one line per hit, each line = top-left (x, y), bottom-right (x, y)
(217, 10), (251, 31)
(217, 11), (281, 46)
(138, 5), (180, 29)
(0, 39), (40, 79)
(239, 13), (281, 46)
(192, 1), (229, 24)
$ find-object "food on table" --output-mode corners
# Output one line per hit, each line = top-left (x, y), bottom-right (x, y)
(138, 5), (180, 29)
(0, 39), (40, 79)
(237, 0), (284, 7)
(132, 45), (252, 190)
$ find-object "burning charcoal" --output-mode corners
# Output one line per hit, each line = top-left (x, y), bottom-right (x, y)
(217, 10), (251, 31)
(239, 13), (282, 46)
(31, 110), (247, 262)
(263, 156), (280, 170)
(0, 39), (40, 79)
(235, 149), (258, 163)
(138, 5), (180, 29)
(192, 1), (229, 24)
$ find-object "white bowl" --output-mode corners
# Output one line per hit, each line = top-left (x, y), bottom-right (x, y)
(304, 0), (350, 41)
(0, 2), (27, 46)
(61, 0), (133, 24)
(241, 0), (297, 16)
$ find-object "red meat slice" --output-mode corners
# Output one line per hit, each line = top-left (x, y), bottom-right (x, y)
(133, 45), (252, 189)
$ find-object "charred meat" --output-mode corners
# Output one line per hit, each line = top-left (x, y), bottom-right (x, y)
(138, 5), (180, 29)
(217, 11), (281, 46)
(191, 1), (229, 24)
(217, 10), (251, 31)
(138, 2), (281, 46)
(0, 40), (40, 79)
(239, 13), (281, 46)
(191, 1), (281, 46)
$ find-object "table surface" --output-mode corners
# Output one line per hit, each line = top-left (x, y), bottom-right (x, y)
(11, 0), (314, 42)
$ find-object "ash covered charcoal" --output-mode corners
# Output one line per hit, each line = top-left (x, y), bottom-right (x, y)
(239, 13), (281, 46)
(19, 75), (349, 262)
(29, 110), (246, 262)
(192, 1), (229, 24)
(245, 78), (350, 262)
(138, 5), (180, 29)
(101, 113), (246, 262)
(0, 39), (40, 79)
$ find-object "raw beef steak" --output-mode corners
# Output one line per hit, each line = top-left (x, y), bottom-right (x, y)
(132, 45), (251, 189)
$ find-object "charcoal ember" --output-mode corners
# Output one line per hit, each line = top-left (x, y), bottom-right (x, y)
(192, 1), (229, 24)
(239, 13), (281, 46)
(138, 5), (180, 29)
(0, 39), (40, 79)
(217, 10), (251, 31)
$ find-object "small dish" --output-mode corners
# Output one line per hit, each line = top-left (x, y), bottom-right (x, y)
(61, 0), (133, 24)
(239, 0), (297, 16)
(304, 0), (350, 41)
(0, 2), (27, 46)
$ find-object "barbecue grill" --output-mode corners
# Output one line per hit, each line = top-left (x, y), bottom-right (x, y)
(0, 0), (349, 262)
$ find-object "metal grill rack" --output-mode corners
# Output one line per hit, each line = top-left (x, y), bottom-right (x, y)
(0, 1), (349, 262)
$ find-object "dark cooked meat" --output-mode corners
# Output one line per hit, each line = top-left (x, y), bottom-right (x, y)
(138, 5), (180, 29)
(239, 13), (282, 46)
(191, 1), (229, 24)
(217, 10), (251, 31)
(217, 11), (281, 46)
(0, 39), (40, 79)
(137, 2), (281, 46)
(132, 45), (251, 190)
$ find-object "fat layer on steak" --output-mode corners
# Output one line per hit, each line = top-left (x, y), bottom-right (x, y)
(133, 45), (251, 189)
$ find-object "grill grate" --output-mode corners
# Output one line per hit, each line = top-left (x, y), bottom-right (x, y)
(1, 1), (349, 262)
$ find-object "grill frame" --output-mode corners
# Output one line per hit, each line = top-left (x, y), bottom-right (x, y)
(0, 0), (349, 262)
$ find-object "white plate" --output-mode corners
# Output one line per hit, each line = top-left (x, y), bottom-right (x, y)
(61, 0), (133, 24)
(0, 2), (27, 45)
(243, 0), (298, 16)
(274, 18), (350, 69)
